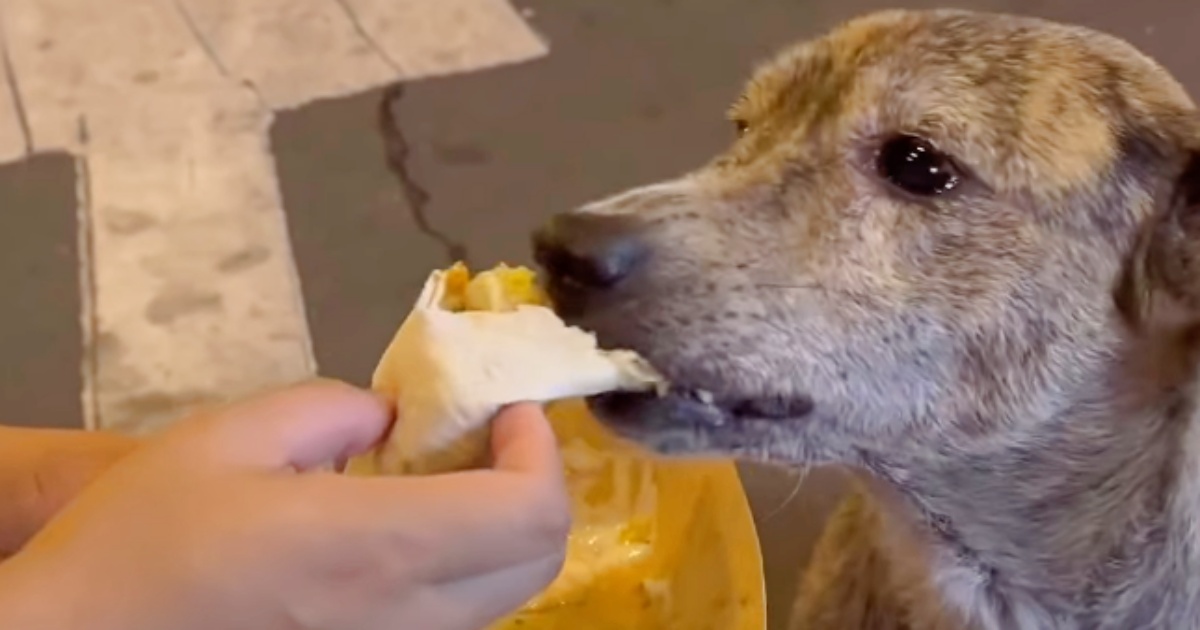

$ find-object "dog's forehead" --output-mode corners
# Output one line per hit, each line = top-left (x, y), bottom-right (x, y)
(737, 9), (1195, 196)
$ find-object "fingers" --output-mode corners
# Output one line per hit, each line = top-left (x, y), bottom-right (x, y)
(174, 379), (394, 471)
(173, 390), (567, 583)
(321, 404), (570, 582)
(325, 470), (571, 584)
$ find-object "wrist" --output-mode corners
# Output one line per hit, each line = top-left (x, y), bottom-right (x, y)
(0, 549), (120, 630)
(0, 427), (140, 557)
(0, 428), (47, 555)
(0, 553), (65, 628)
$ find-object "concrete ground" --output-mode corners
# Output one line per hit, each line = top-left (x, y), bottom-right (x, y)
(2, 1), (1199, 627)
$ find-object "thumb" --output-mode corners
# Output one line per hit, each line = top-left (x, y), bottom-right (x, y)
(175, 379), (393, 471)
(489, 403), (563, 477)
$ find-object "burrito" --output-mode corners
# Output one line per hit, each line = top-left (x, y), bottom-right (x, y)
(345, 263), (766, 629)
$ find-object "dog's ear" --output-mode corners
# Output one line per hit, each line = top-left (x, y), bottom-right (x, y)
(1115, 147), (1200, 334)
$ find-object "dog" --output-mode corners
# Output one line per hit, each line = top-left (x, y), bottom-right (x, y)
(532, 8), (1200, 629)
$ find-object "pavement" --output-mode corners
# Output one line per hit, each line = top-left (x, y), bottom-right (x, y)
(2, 1), (1199, 627)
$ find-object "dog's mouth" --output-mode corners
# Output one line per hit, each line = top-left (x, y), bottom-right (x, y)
(590, 385), (816, 434)
(533, 269), (816, 439)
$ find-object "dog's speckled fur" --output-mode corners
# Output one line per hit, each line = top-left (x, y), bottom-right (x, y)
(533, 9), (1200, 629)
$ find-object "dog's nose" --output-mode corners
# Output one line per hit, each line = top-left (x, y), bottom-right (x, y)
(532, 213), (647, 291)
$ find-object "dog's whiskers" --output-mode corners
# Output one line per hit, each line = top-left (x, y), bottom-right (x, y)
(761, 465), (812, 524)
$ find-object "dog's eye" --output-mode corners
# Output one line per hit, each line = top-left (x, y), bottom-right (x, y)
(876, 135), (961, 196)
(733, 119), (749, 137)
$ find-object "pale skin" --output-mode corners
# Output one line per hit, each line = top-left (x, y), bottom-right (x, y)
(0, 379), (571, 630)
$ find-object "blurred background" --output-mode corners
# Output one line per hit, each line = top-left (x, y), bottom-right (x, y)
(1, 0), (1197, 627)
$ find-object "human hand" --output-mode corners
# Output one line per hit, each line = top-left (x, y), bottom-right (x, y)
(0, 425), (139, 557)
(0, 379), (570, 630)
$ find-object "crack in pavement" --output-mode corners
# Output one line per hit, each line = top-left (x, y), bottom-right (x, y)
(379, 83), (470, 266)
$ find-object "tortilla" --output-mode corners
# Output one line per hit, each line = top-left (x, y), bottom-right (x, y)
(346, 263), (663, 475)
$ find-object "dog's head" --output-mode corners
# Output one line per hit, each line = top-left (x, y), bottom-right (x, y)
(534, 9), (1200, 465)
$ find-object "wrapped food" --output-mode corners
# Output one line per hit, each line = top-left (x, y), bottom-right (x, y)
(345, 263), (766, 629)
(347, 263), (663, 475)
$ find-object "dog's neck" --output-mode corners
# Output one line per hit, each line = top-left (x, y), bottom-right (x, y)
(860, 338), (1200, 629)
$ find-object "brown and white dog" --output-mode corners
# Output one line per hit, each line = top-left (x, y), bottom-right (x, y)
(533, 9), (1200, 630)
